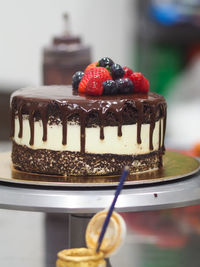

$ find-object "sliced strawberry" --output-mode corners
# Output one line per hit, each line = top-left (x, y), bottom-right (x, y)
(84, 61), (98, 72)
(79, 67), (111, 94)
(130, 72), (149, 93)
(123, 66), (133, 78)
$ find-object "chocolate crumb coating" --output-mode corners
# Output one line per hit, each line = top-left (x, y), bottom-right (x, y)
(12, 142), (163, 176)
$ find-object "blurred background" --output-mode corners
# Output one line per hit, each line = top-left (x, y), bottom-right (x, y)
(1, 0), (200, 266)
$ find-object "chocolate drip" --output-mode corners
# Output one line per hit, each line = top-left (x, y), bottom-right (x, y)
(159, 119), (162, 149)
(39, 107), (48, 142)
(17, 103), (23, 138)
(98, 112), (104, 140)
(149, 105), (156, 150)
(135, 102), (143, 144)
(100, 126), (104, 140)
(10, 109), (15, 138)
(118, 125), (122, 137)
(29, 108), (35, 146)
(10, 86), (167, 153)
(62, 117), (67, 145)
(61, 109), (68, 146)
(80, 112), (86, 153)
(116, 112), (123, 137)
(162, 105), (167, 151)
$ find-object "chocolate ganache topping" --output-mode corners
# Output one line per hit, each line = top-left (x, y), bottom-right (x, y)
(10, 86), (167, 153)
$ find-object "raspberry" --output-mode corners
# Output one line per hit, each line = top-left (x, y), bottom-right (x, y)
(142, 77), (149, 93)
(130, 72), (149, 93)
(123, 66), (133, 78)
(84, 67), (112, 96)
(84, 62), (98, 72)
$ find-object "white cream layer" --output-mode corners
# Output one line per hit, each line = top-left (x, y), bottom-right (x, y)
(13, 117), (163, 155)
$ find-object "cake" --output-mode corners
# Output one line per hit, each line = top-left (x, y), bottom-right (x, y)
(10, 57), (167, 176)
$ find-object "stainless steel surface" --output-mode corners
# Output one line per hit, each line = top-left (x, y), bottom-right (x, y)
(1, 151), (200, 187)
(0, 167), (200, 213)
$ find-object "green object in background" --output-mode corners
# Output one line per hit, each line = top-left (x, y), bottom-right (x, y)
(135, 43), (183, 99)
(140, 245), (187, 267)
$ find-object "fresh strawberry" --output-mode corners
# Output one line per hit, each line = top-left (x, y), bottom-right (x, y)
(78, 68), (97, 93)
(123, 66), (133, 78)
(130, 72), (149, 93)
(79, 67), (111, 94)
(84, 61), (98, 72)
(85, 77), (103, 96)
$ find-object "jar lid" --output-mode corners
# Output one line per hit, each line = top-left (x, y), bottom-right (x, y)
(85, 210), (126, 257)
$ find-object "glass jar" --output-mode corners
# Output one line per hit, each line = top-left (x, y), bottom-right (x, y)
(56, 247), (106, 267)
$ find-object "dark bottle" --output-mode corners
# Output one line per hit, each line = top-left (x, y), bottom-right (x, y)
(42, 13), (91, 85)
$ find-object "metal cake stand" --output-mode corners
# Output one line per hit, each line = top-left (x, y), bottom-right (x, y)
(0, 151), (200, 267)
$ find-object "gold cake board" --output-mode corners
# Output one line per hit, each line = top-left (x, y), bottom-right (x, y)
(0, 151), (199, 187)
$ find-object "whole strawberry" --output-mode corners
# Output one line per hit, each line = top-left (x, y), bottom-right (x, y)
(85, 77), (103, 96)
(84, 67), (112, 96)
(78, 68), (100, 93)
(130, 72), (149, 93)
(79, 67), (111, 95)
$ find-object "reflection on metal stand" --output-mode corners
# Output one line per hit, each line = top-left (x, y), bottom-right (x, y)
(45, 213), (70, 267)
(69, 213), (92, 248)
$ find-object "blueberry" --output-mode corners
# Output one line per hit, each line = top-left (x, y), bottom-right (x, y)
(116, 78), (134, 94)
(98, 57), (114, 68)
(103, 80), (118, 95)
(110, 64), (125, 80)
(72, 71), (84, 90)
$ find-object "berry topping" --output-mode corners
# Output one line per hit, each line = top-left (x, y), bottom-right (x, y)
(130, 72), (149, 93)
(85, 77), (103, 96)
(72, 57), (149, 96)
(85, 62), (98, 72)
(83, 67), (112, 96)
(98, 57), (114, 68)
(123, 66), (133, 78)
(72, 71), (84, 90)
(110, 64), (125, 80)
(116, 78), (134, 94)
(103, 80), (118, 95)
